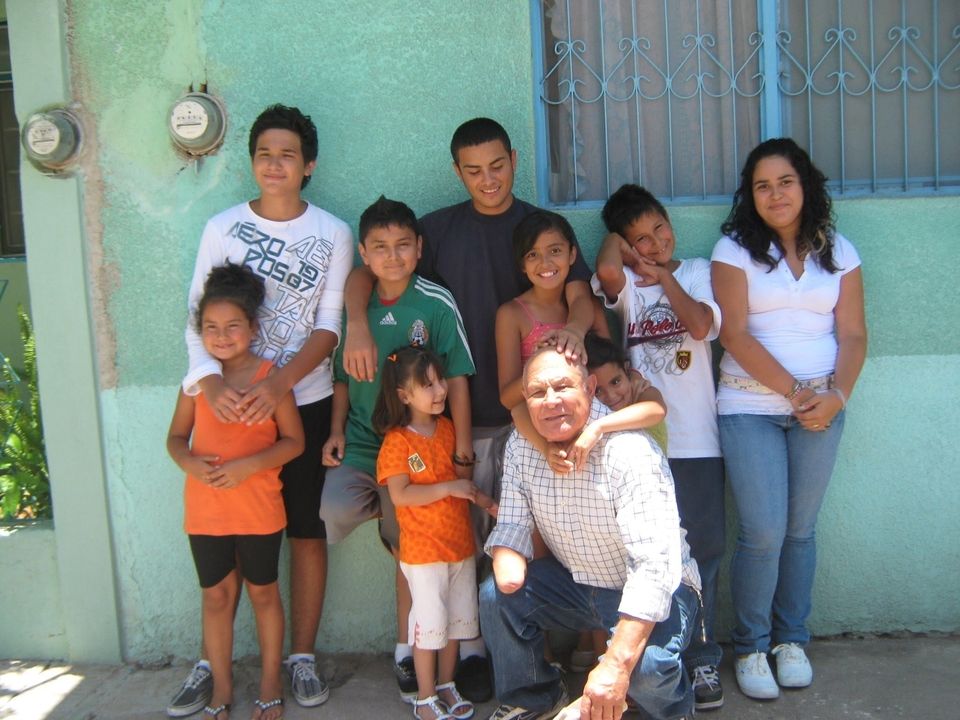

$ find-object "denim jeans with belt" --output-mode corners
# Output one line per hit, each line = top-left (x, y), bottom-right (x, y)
(719, 411), (845, 656)
(479, 556), (697, 719)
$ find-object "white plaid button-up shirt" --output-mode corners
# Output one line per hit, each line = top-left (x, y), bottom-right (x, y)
(486, 399), (700, 623)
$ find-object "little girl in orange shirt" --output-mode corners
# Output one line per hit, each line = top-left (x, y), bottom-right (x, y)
(374, 346), (495, 720)
(167, 263), (304, 720)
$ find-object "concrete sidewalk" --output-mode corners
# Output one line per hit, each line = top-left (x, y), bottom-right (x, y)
(1, 635), (956, 720)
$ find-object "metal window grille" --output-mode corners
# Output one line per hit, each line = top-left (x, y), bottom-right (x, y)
(533, 0), (960, 206)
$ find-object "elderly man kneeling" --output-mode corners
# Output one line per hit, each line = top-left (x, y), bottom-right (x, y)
(480, 348), (701, 720)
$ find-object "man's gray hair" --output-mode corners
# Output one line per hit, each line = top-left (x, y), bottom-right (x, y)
(521, 346), (589, 395)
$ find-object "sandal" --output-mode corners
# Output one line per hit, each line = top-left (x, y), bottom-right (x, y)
(435, 682), (474, 720)
(412, 694), (455, 720)
(252, 697), (283, 720)
(203, 704), (230, 720)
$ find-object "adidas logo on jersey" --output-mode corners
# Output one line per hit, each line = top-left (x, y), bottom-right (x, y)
(380, 312), (397, 326)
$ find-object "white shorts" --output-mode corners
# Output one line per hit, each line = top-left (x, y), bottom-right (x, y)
(400, 558), (479, 650)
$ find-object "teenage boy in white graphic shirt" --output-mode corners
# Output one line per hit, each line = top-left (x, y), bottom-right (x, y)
(168, 104), (352, 717)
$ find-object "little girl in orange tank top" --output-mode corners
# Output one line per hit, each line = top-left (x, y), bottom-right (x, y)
(167, 263), (304, 720)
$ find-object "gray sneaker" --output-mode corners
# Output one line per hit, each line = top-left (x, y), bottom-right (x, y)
(166, 662), (213, 717)
(284, 656), (330, 707)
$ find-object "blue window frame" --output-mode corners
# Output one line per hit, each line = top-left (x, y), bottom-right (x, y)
(532, 0), (960, 207)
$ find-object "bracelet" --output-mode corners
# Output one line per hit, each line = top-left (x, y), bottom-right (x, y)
(784, 380), (803, 400)
(453, 453), (477, 467)
(832, 388), (847, 409)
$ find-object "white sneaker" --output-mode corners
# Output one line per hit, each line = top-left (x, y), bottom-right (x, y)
(735, 651), (779, 700)
(771, 642), (813, 687)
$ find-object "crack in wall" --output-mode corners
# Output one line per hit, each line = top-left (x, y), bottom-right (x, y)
(63, 1), (118, 391)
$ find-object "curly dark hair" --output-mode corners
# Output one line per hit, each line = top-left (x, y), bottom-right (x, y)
(195, 262), (265, 332)
(721, 138), (838, 273)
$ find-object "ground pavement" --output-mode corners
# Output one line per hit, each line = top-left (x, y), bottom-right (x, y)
(1, 635), (956, 720)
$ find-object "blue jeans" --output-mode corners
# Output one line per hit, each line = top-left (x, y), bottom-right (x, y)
(669, 457), (725, 670)
(479, 556), (697, 720)
(719, 412), (845, 656)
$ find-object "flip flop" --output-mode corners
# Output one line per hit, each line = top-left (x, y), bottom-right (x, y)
(252, 697), (283, 720)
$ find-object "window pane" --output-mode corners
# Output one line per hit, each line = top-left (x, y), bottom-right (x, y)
(536, 1), (960, 204)
(778, 0), (960, 193)
(538, 0), (761, 204)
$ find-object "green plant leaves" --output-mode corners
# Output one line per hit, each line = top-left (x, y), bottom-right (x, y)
(0, 305), (51, 520)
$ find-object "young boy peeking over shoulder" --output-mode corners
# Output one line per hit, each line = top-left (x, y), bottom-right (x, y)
(584, 331), (669, 455)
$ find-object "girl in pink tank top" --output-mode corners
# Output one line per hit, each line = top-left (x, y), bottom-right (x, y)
(495, 211), (608, 418)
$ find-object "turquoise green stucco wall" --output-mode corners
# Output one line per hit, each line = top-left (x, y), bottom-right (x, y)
(6, 0), (958, 662)
(0, 522), (66, 658)
(66, 0), (545, 661)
